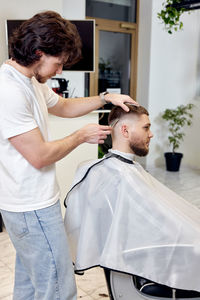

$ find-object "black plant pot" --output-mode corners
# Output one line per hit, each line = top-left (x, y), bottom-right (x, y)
(164, 152), (183, 172)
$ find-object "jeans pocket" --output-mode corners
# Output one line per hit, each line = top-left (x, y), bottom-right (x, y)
(1, 210), (29, 238)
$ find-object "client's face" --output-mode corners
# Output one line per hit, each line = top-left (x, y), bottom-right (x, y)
(128, 114), (153, 156)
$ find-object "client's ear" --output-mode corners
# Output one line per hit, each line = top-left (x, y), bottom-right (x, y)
(121, 124), (129, 138)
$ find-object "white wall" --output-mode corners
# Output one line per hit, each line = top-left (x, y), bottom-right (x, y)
(138, 0), (200, 169)
(136, 0), (153, 167)
(137, 0), (152, 109)
(63, 0), (85, 19)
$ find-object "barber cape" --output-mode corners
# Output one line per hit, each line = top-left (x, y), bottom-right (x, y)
(64, 150), (200, 292)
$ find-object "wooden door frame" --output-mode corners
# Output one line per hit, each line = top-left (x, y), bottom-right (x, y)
(86, 2), (139, 99)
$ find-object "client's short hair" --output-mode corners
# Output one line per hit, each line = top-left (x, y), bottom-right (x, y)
(108, 104), (149, 126)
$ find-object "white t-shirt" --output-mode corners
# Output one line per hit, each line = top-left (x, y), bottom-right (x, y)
(0, 63), (60, 212)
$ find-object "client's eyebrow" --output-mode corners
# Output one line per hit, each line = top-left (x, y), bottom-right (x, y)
(143, 123), (151, 128)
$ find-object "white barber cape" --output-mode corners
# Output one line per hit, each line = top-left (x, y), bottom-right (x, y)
(64, 150), (200, 292)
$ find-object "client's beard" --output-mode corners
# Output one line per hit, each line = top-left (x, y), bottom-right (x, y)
(129, 142), (149, 157)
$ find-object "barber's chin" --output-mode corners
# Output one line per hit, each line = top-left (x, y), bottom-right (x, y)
(35, 73), (52, 84)
(38, 77), (48, 84)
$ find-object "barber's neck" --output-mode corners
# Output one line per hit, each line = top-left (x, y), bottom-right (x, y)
(6, 59), (34, 78)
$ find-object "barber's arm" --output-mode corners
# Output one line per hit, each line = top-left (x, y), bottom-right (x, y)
(9, 124), (111, 169)
(48, 93), (138, 118)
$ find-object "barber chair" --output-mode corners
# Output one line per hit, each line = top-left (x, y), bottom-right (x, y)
(104, 269), (200, 300)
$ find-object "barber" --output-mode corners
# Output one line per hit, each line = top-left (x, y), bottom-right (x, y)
(0, 10), (137, 300)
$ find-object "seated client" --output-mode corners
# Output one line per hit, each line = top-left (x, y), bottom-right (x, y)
(64, 104), (200, 296)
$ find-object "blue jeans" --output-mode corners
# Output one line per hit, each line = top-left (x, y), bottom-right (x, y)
(0, 201), (77, 300)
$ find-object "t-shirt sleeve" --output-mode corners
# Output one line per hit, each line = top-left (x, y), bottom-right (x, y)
(40, 83), (59, 108)
(0, 85), (38, 139)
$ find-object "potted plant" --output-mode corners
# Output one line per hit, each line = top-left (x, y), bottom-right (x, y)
(157, 0), (188, 34)
(162, 103), (194, 171)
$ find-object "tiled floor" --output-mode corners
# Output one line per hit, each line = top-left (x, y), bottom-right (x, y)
(0, 229), (109, 300)
(0, 166), (200, 299)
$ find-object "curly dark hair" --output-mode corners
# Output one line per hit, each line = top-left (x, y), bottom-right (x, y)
(108, 104), (149, 125)
(9, 11), (82, 67)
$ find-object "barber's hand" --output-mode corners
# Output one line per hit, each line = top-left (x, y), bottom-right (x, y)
(80, 124), (112, 144)
(104, 93), (139, 112)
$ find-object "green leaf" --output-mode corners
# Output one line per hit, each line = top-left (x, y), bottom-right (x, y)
(162, 103), (194, 151)
(157, 0), (189, 34)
